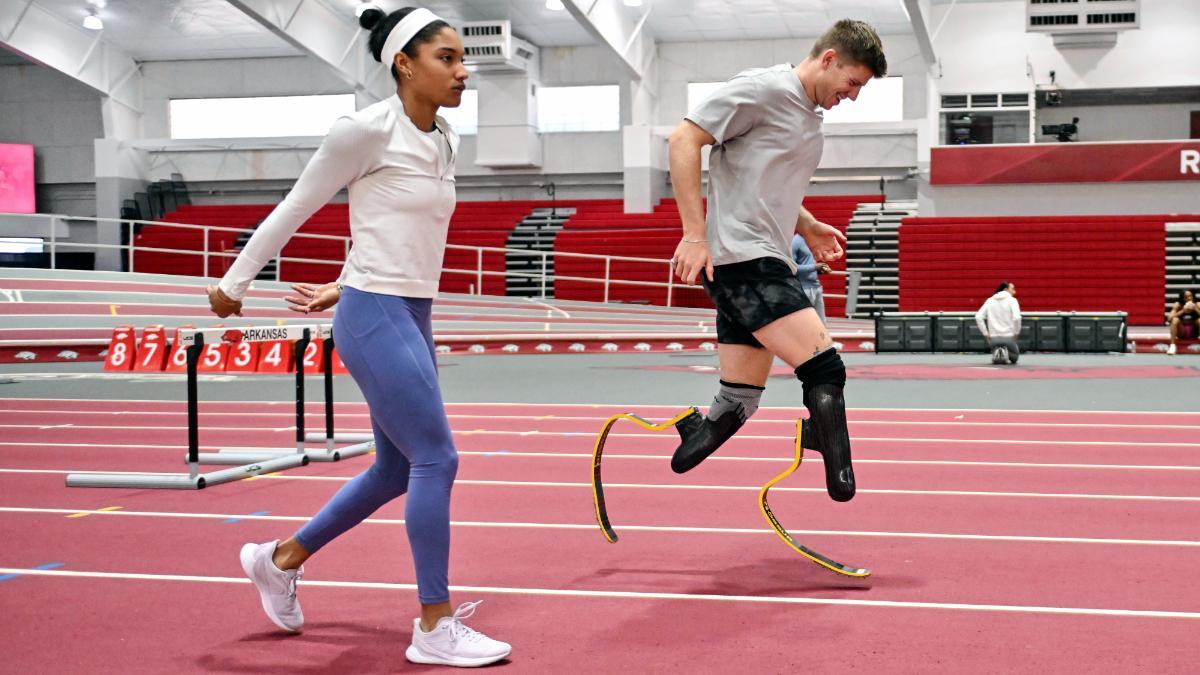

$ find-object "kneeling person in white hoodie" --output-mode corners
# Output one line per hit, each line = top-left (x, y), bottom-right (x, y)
(976, 282), (1022, 364)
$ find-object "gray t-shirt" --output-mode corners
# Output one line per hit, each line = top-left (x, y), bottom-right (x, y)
(685, 64), (824, 272)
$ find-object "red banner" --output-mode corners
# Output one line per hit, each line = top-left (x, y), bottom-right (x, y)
(932, 141), (1200, 185)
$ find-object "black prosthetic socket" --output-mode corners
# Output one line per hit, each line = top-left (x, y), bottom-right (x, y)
(671, 381), (762, 474)
(794, 350), (855, 502)
(671, 411), (743, 475)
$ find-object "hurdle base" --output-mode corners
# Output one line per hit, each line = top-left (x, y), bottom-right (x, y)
(303, 441), (374, 462)
(196, 441), (372, 464)
(67, 454), (307, 490)
(305, 432), (373, 444)
(196, 448), (307, 465)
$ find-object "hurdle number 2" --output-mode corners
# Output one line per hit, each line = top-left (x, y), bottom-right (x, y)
(303, 342), (319, 368)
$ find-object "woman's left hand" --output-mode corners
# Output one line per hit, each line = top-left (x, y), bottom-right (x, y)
(206, 285), (243, 318)
(284, 282), (341, 314)
(802, 220), (847, 262)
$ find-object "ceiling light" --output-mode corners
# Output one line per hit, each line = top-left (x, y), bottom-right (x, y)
(83, 9), (103, 30)
(624, 0), (643, 6)
(546, 0), (565, 10)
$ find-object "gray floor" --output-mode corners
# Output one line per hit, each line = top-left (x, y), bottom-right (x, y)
(2, 351), (1196, 411)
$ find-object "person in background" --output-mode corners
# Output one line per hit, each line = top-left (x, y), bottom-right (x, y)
(791, 233), (831, 324)
(976, 281), (1021, 365)
(1166, 289), (1199, 355)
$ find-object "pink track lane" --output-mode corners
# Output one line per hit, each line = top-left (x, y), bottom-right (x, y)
(4, 458), (1200, 541)
(3, 439), (1199, 499)
(0, 278), (715, 317)
(7, 398), (1200, 425)
(4, 575), (1193, 673)
(1, 507), (1197, 613)
(2, 399), (1198, 671)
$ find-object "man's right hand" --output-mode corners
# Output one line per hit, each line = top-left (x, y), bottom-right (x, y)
(672, 239), (714, 285)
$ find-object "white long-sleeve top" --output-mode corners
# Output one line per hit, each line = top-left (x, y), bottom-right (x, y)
(975, 291), (1022, 338)
(217, 94), (458, 301)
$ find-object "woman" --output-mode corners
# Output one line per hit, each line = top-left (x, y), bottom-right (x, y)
(206, 7), (510, 667)
(1167, 289), (1199, 355)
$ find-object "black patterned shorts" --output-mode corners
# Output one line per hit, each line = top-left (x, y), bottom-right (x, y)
(702, 257), (813, 348)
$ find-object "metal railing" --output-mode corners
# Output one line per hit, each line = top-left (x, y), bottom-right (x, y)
(1, 212), (858, 311)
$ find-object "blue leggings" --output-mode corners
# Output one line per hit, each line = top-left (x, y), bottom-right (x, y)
(294, 287), (457, 605)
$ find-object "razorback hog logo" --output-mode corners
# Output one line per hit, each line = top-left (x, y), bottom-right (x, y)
(221, 329), (246, 344)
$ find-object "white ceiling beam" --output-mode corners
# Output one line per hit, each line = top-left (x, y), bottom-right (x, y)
(562, 0), (655, 82)
(0, 0), (142, 114)
(900, 0), (938, 67)
(224, 0), (391, 102)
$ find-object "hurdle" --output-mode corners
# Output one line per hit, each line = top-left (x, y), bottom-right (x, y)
(65, 326), (323, 490)
(191, 323), (373, 465)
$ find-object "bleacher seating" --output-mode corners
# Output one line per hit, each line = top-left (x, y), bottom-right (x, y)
(553, 195), (883, 311)
(137, 201), (534, 291)
(896, 215), (1198, 325)
(132, 204), (272, 276)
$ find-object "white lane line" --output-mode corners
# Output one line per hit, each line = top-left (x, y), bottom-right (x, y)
(6, 408), (1198, 431)
(5, 442), (1198, 471)
(463, 451), (1200, 471)
(2, 567), (1198, 619)
(2, 506), (1197, 548)
(5, 398), (1199, 417)
(524, 297), (571, 319)
(3, 468), (1199, 502)
(1, 424), (1194, 448)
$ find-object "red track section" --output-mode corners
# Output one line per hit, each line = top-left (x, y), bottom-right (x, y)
(1, 399), (1198, 671)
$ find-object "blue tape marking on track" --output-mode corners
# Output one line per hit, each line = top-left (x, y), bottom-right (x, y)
(0, 562), (64, 582)
(223, 510), (270, 524)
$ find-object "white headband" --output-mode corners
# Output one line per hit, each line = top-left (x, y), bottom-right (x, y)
(381, 8), (444, 71)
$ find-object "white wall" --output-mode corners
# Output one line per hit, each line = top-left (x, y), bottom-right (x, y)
(656, 33), (931, 126)
(1037, 103), (1196, 143)
(0, 60), (103, 215)
(0, 61), (102, 183)
(931, 0), (1200, 93)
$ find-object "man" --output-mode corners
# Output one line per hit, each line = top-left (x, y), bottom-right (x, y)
(666, 19), (887, 503)
(791, 233), (831, 324)
(976, 281), (1022, 364)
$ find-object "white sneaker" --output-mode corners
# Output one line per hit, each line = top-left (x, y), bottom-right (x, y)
(406, 601), (511, 667)
(239, 540), (303, 632)
(1167, 344), (1177, 355)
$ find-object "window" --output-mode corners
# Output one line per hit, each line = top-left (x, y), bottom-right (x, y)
(536, 85), (620, 133)
(820, 76), (904, 123)
(0, 237), (43, 253)
(439, 89), (478, 135)
(169, 94), (356, 139)
(939, 90), (1033, 144)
